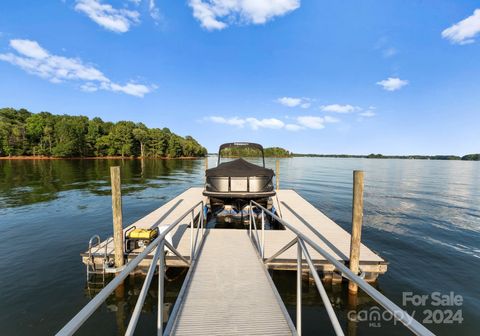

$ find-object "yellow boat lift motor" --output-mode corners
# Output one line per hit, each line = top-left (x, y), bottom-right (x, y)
(124, 226), (159, 253)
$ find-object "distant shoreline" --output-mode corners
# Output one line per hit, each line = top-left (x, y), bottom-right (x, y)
(0, 156), (203, 161)
(207, 153), (480, 161)
(292, 153), (480, 161)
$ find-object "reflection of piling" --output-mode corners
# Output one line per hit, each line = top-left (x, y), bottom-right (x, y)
(349, 171), (364, 294)
(347, 293), (358, 336)
(115, 283), (126, 335)
(110, 166), (125, 268)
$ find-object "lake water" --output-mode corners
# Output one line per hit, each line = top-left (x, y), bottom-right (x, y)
(0, 157), (479, 335)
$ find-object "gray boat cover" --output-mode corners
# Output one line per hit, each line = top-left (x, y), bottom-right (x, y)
(206, 158), (274, 177)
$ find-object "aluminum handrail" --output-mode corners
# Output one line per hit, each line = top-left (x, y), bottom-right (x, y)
(57, 201), (205, 336)
(248, 207), (262, 252)
(298, 238), (344, 336)
(249, 200), (435, 336)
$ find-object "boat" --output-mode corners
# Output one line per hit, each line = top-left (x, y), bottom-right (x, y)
(203, 142), (275, 199)
(204, 142), (277, 227)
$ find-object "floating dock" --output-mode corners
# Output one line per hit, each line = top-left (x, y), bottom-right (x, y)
(62, 185), (437, 336)
(83, 187), (387, 282)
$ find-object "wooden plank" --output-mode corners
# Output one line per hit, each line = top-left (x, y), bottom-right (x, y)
(168, 229), (294, 336)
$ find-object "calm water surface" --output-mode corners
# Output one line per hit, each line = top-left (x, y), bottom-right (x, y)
(0, 157), (479, 335)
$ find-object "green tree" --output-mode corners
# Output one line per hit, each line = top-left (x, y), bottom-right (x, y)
(0, 108), (206, 159)
(133, 124), (149, 158)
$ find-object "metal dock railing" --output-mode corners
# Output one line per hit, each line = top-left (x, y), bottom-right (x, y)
(57, 199), (435, 336)
(57, 201), (206, 336)
(248, 200), (435, 336)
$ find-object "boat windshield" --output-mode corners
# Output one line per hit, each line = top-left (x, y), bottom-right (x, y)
(217, 142), (265, 167)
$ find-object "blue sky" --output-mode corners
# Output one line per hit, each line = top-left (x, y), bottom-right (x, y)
(0, 0), (479, 155)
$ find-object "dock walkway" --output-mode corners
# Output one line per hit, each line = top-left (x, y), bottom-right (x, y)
(167, 229), (294, 335)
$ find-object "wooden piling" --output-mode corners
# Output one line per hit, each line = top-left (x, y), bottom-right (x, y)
(349, 170), (364, 293)
(111, 166), (125, 268)
(276, 159), (280, 190)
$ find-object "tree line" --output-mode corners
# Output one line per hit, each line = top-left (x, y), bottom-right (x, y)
(220, 146), (291, 157)
(0, 108), (207, 158)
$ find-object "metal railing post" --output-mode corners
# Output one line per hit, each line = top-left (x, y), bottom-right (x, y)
(158, 241), (165, 336)
(261, 209), (265, 259)
(125, 243), (163, 336)
(298, 239), (344, 336)
(190, 210), (194, 261)
(297, 239), (302, 335)
(200, 205), (204, 238)
(249, 204), (252, 239)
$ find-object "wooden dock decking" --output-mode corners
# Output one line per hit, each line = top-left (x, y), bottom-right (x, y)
(167, 229), (295, 335)
(83, 187), (387, 279)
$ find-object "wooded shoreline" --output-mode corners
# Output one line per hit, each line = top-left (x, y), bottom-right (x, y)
(1, 108), (207, 159)
(0, 156), (201, 160)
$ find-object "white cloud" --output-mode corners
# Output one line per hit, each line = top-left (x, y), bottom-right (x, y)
(9, 39), (49, 59)
(207, 113), (343, 131)
(0, 39), (154, 97)
(246, 117), (285, 130)
(297, 116), (324, 129)
(209, 116), (246, 127)
(324, 115), (340, 123)
(149, 0), (162, 22)
(442, 9), (480, 45)
(300, 102), (311, 108)
(320, 104), (360, 113)
(276, 96), (310, 108)
(188, 0), (300, 30)
(75, 0), (140, 33)
(359, 110), (376, 117)
(277, 97), (301, 107)
(376, 77), (409, 91)
(285, 123), (303, 131)
(80, 82), (99, 92)
(207, 116), (285, 130)
(102, 82), (154, 97)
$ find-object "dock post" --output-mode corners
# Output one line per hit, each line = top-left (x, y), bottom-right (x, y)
(111, 166), (125, 269)
(349, 170), (364, 293)
(276, 159), (280, 190)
